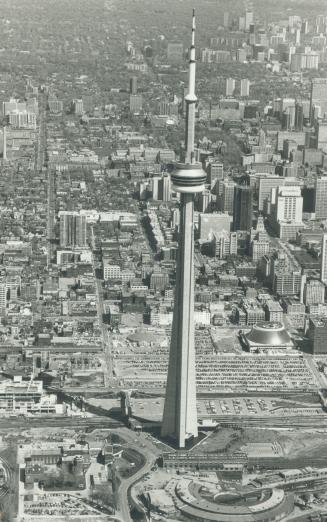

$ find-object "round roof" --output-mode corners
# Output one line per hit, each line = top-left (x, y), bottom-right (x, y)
(245, 322), (291, 346)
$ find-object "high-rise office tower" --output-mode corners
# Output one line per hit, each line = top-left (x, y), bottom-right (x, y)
(158, 173), (171, 202)
(129, 94), (143, 114)
(302, 186), (315, 213)
(129, 76), (137, 95)
(315, 177), (327, 220)
(0, 281), (6, 316)
(225, 78), (235, 96)
(245, 10), (254, 31)
(151, 176), (161, 200)
(59, 212), (87, 248)
(239, 16), (246, 31)
(221, 180), (235, 214)
(304, 279), (325, 306)
(309, 318), (327, 355)
(233, 185), (253, 231)
(240, 79), (250, 97)
(316, 15), (327, 33)
(223, 11), (229, 28)
(208, 162), (223, 187)
(258, 175), (285, 212)
(295, 28), (301, 45)
(161, 11), (206, 448)
(321, 234), (327, 284)
(310, 78), (327, 121)
(2, 126), (6, 161)
(316, 121), (327, 152)
(198, 188), (212, 213)
(294, 102), (304, 130)
(275, 185), (303, 223)
(72, 99), (84, 115)
(237, 48), (247, 62)
(271, 185), (303, 241)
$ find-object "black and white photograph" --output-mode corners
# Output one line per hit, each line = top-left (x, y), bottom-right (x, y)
(0, 0), (326, 520)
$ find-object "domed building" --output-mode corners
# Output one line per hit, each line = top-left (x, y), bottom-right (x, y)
(243, 322), (293, 353)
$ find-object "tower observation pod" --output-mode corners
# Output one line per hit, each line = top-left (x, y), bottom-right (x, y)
(161, 9), (206, 448)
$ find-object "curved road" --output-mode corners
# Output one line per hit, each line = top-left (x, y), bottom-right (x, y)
(114, 430), (160, 522)
(117, 449), (154, 522)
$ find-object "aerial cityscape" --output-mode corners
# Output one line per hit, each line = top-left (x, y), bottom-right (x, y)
(1, 0), (327, 520)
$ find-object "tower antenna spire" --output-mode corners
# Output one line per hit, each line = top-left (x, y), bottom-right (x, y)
(184, 8), (197, 164)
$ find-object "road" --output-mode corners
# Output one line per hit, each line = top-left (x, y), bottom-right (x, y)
(114, 429), (159, 522)
(35, 94), (47, 173)
(37, 92), (57, 265)
(118, 453), (153, 522)
(90, 226), (114, 385)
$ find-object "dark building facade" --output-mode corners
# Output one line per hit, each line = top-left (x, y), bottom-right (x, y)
(233, 185), (253, 231)
(309, 317), (327, 354)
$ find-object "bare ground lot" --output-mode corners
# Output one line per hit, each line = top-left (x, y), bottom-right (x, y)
(199, 427), (327, 459)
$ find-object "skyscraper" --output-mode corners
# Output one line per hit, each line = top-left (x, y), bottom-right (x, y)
(226, 78), (235, 96)
(303, 279), (325, 306)
(221, 180), (235, 214)
(0, 281), (6, 316)
(158, 173), (171, 202)
(315, 177), (327, 220)
(129, 76), (137, 95)
(275, 185), (303, 223)
(310, 78), (327, 121)
(294, 102), (304, 130)
(321, 234), (327, 284)
(59, 212), (87, 248)
(223, 11), (229, 28)
(197, 188), (212, 213)
(129, 94), (143, 114)
(2, 126), (6, 161)
(72, 99), (84, 115)
(245, 10), (254, 31)
(233, 185), (253, 231)
(240, 79), (250, 97)
(258, 175), (285, 212)
(161, 11), (206, 448)
(208, 162), (223, 187)
(271, 185), (303, 240)
(309, 318), (327, 355)
(316, 121), (327, 152)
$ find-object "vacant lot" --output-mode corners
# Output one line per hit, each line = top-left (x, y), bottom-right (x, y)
(201, 427), (327, 459)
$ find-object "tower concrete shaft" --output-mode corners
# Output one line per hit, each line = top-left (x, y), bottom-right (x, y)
(161, 10), (205, 448)
(161, 193), (198, 447)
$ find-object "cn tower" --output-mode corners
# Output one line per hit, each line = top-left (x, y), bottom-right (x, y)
(161, 9), (206, 448)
